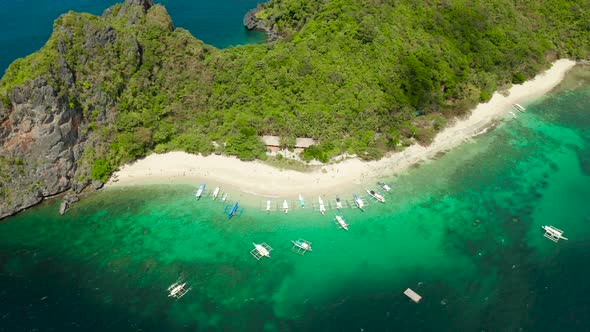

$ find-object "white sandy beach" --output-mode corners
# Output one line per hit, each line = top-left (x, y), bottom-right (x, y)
(107, 59), (577, 197)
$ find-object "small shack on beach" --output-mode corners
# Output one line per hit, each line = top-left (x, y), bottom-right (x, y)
(261, 136), (316, 153)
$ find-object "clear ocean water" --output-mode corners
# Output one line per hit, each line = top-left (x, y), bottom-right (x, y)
(0, 0), (265, 74)
(1, 66), (589, 331)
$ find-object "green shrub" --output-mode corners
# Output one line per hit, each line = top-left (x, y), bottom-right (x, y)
(91, 159), (112, 182)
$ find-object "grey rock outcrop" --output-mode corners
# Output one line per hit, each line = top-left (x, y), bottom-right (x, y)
(0, 77), (85, 219)
(244, 7), (279, 42)
(59, 193), (80, 215)
(127, 0), (154, 13)
(92, 180), (104, 190)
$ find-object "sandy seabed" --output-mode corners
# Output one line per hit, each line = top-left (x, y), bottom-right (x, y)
(107, 59), (577, 197)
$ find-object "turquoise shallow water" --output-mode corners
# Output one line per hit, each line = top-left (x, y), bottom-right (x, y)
(0, 0), (264, 74)
(0, 66), (589, 331)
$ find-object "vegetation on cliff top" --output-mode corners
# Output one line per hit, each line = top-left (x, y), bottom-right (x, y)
(1, 0), (589, 181)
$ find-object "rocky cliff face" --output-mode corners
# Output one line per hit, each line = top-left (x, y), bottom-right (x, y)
(0, 78), (83, 217)
(0, 0), (155, 219)
(243, 6), (279, 42)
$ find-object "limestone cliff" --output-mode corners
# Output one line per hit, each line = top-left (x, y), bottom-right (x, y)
(0, 0), (200, 219)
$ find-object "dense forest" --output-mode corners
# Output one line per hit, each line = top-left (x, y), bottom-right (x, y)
(1, 0), (589, 182)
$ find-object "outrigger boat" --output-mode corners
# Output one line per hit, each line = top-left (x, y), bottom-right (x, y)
(377, 181), (391, 192)
(221, 193), (228, 202)
(509, 111), (518, 119)
(542, 225), (568, 242)
(212, 186), (220, 200)
(266, 199), (271, 212)
(227, 202), (239, 219)
(513, 103), (526, 112)
(250, 242), (273, 260)
(291, 239), (313, 255)
(168, 279), (191, 299)
(318, 196), (326, 215)
(195, 184), (206, 199)
(334, 215), (349, 231)
(283, 200), (289, 213)
(366, 189), (386, 203)
(335, 196), (343, 211)
(299, 194), (305, 208)
(353, 194), (365, 211)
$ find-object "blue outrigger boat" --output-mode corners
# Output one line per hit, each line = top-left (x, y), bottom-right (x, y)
(227, 202), (239, 219)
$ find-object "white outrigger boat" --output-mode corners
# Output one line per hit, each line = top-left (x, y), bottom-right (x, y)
(353, 194), (365, 211)
(250, 242), (273, 260)
(318, 196), (326, 215)
(335, 196), (343, 211)
(513, 103), (526, 112)
(212, 186), (220, 200)
(542, 225), (568, 242)
(221, 192), (228, 202)
(509, 111), (518, 119)
(168, 280), (191, 299)
(283, 200), (289, 213)
(334, 215), (349, 231)
(266, 199), (271, 212)
(195, 184), (206, 199)
(377, 181), (391, 192)
(366, 189), (386, 203)
(299, 194), (305, 208)
(291, 239), (312, 255)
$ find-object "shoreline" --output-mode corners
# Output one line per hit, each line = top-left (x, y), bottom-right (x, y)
(107, 59), (577, 197)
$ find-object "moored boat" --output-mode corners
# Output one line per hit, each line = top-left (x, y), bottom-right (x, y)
(221, 193), (228, 202)
(335, 196), (343, 211)
(195, 184), (206, 199)
(283, 200), (289, 213)
(542, 225), (568, 242)
(168, 280), (191, 299)
(377, 181), (391, 192)
(291, 239), (313, 255)
(353, 194), (364, 211)
(513, 103), (526, 112)
(250, 242), (273, 260)
(335, 215), (349, 231)
(266, 199), (271, 212)
(366, 189), (386, 203)
(212, 186), (220, 200)
(318, 196), (326, 215)
(299, 194), (305, 208)
(227, 202), (239, 219)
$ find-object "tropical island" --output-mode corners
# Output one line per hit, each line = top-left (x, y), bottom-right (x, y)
(0, 0), (588, 218)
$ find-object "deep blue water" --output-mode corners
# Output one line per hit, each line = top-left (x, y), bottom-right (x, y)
(0, 0), (264, 74)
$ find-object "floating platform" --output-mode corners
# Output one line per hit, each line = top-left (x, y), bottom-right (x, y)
(404, 288), (422, 303)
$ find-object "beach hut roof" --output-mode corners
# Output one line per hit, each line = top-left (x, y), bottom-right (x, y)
(295, 138), (315, 148)
(261, 136), (316, 148)
(261, 135), (281, 146)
